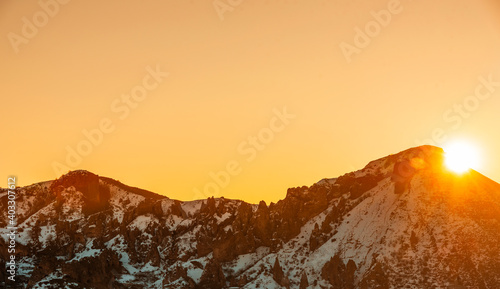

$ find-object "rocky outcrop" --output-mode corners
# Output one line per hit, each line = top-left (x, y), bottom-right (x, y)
(309, 222), (328, 251)
(197, 258), (226, 289)
(359, 262), (389, 289)
(28, 254), (58, 287)
(51, 170), (111, 215)
(299, 271), (309, 289)
(272, 257), (284, 285)
(61, 249), (122, 289)
(253, 201), (272, 246)
(321, 254), (356, 289)
(272, 257), (290, 288)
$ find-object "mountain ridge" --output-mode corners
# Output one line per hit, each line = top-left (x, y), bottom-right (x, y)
(1, 145), (500, 288)
(4, 145), (497, 206)
(0, 145), (457, 202)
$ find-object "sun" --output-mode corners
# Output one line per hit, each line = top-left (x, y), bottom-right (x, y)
(444, 141), (481, 174)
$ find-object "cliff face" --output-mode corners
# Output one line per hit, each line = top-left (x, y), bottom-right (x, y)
(1, 146), (500, 289)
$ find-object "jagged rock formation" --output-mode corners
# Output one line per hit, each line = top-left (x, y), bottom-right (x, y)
(1, 146), (500, 288)
(299, 271), (309, 289)
(321, 254), (356, 289)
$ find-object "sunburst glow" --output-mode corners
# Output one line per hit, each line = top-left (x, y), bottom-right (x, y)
(444, 141), (481, 174)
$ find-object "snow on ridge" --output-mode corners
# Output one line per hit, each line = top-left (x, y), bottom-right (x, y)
(317, 178), (337, 186)
(160, 198), (176, 214)
(243, 272), (282, 289)
(70, 239), (101, 262)
(107, 181), (146, 222)
(11, 180), (53, 191)
(223, 247), (271, 277)
(215, 212), (232, 224)
(59, 186), (85, 222)
(106, 234), (138, 275)
(181, 200), (204, 217)
(128, 214), (159, 231)
(107, 181), (146, 207)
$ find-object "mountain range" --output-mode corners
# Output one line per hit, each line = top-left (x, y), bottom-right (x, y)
(1, 145), (500, 288)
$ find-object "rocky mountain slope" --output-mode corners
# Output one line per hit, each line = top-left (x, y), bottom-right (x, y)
(1, 145), (500, 288)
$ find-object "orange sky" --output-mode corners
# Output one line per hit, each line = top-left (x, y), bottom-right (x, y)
(2, 0), (500, 204)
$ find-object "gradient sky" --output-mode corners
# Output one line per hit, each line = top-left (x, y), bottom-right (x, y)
(2, 0), (500, 204)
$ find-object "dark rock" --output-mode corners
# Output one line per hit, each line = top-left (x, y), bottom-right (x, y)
(197, 258), (226, 289)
